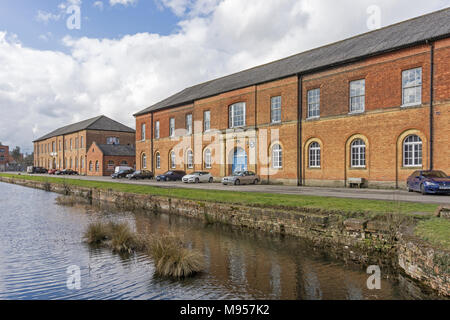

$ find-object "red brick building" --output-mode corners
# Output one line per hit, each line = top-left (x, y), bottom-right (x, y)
(134, 9), (450, 188)
(33, 115), (135, 175)
(86, 142), (136, 176)
(0, 144), (9, 171)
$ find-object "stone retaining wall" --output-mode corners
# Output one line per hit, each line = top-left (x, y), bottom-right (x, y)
(1, 176), (448, 297)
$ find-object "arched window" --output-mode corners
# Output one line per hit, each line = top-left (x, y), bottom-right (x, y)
(351, 139), (366, 168)
(187, 150), (193, 169)
(170, 151), (176, 169)
(75, 157), (78, 169)
(309, 142), (321, 168)
(89, 161), (93, 171)
(121, 161), (128, 166)
(204, 149), (212, 169)
(403, 135), (422, 167)
(107, 161), (115, 171)
(142, 153), (147, 169)
(81, 157), (84, 169)
(156, 152), (161, 169)
(272, 144), (282, 169)
(95, 161), (100, 172)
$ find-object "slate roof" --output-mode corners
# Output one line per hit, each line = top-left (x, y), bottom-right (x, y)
(34, 115), (135, 142)
(96, 144), (136, 157)
(134, 7), (450, 117)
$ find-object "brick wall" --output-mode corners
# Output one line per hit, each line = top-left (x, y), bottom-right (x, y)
(134, 39), (449, 187)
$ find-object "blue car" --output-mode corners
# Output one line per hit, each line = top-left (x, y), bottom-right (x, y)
(407, 170), (450, 195)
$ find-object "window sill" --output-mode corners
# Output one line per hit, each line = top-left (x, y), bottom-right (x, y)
(349, 167), (367, 170)
(308, 167), (321, 170)
(401, 103), (421, 108)
(402, 166), (422, 170)
(306, 116), (320, 121)
(348, 111), (365, 116)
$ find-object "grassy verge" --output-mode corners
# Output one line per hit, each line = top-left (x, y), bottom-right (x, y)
(415, 218), (450, 250)
(0, 173), (438, 216)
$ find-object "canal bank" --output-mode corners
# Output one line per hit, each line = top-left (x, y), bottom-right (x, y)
(1, 175), (448, 297)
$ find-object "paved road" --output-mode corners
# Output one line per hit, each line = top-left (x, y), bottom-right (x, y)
(7, 173), (450, 205)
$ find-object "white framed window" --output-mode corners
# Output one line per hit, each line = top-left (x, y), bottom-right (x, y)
(271, 96), (281, 123)
(186, 114), (193, 135)
(81, 157), (84, 169)
(350, 80), (365, 113)
(142, 154), (147, 169)
(204, 149), (212, 169)
(107, 137), (119, 145)
(204, 111), (211, 132)
(170, 151), (176, 169)
(309, 142), (321, 168)
(169, 118), (175, 137)
(229, 102), (246, 128)
(307, 89), (320, 118)
(107, 161), (115, 170)
(351, 139), (366, 168)
(187, 150), (193, 169)
(402, 68), (422, 106)
(272, 144), (282, 169)
(141, 123), (146, 141)
(156, 152), (161, 169)
(155, 121), (160, 139)
(95, 161), (99, 172)
(403, 135), (422, 167)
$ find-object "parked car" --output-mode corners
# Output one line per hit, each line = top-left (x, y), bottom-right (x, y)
(114, 166), (133, 174)
(56, 169), (78, 176)
(222, 171), (260, 186)
(156, 171), (186, 182)
(182, 172), (214, 184)
(407, 170), (450, 195)
(126, 170), (154, 180)
(27, 166), (35, 174)
(33, 167), (48, 174)
(48, 169), (58, 175)
(111, 169), (134, 179)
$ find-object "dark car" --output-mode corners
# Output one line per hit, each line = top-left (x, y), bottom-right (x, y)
(156, 171), (186, 182)
(126, 170), (154, 180)
(34, 167), (48, 174)
(56, 169), (78, 176)
(111, 169), (135, 179)
(407, 170), (450, 195)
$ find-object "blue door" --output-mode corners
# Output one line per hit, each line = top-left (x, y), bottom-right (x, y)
(232, 148), (248, 173)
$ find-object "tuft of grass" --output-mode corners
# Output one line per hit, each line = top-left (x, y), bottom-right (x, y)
(0, 173), (439, 216)
(84, 222), (110, 245)
(147, 232), (205, 278)
(108, 222), (138, 254)
(55, 195), (87, 207)
(415, 218), (450, 250)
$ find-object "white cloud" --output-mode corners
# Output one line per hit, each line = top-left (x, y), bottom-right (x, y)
(109, 0), (138, 6)
(93, 1), (104, 10)
(1, 0), (448, 152)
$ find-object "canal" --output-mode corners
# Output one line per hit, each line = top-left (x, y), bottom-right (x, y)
(0, 182), (436, 300)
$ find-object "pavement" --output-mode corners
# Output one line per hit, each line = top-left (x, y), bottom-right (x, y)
(4, 172), (450, 205)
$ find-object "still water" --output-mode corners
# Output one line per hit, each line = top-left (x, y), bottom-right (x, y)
(0, 182), (435, 300)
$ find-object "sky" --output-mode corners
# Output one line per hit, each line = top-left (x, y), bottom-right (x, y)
(0, 0), (448, 153)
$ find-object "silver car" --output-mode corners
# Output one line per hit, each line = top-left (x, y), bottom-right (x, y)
(182, 172), (214, 184)
(222, 171), (260, 186)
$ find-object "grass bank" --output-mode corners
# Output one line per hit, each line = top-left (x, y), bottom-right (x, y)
(0, 173), (438, 216)
(415, 218), (450, 250)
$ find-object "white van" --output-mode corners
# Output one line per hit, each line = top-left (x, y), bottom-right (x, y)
(115, 166), (133, 174)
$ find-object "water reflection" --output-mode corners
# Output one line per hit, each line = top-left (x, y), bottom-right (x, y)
(0, 182), (439, 300)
